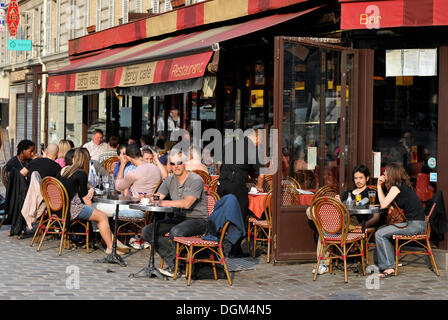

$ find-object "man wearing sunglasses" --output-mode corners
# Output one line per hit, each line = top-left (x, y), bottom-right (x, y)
(141, 151), (208, 278)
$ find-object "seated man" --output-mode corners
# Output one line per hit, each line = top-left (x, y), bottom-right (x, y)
(141, 151), (208, 278)
(339, 164), (379, 228)
(20, 143), (61, 180)
(115, 143), (162, 198)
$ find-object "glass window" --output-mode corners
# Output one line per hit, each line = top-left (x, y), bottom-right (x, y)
(282, 43), (344, 202)
(373, 50), (438, 188)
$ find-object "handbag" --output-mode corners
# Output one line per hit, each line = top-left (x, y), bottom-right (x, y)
(387, 201), (408, 228)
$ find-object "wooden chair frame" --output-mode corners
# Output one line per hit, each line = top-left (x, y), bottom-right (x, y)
(173, 221), (232, 286)
(251, 191), (273, 262)
(311, 197), (366, 283)
(393, 202), (440, 276)
(101, 157), (119, 175)
(193, 170), (211, 187)
(208, 178), (219, 192)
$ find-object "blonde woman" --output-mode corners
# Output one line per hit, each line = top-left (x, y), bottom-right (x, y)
(55, 139), (73, 168)
(375, 162), (426, 278)
(57, 147), (128, 254)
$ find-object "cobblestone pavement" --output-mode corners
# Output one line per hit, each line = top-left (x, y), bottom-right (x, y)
(0, 225), (447, 301)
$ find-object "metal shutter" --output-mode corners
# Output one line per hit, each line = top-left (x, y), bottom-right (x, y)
(16, 95), (25, 146)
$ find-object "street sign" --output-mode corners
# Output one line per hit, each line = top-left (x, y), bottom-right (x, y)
(8, 39), (32, 51)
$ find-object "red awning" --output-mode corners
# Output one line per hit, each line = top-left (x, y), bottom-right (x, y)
(47, 8), (319, 94)
(340, 0), (448, 30)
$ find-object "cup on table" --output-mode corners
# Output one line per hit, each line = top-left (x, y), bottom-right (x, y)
(368, 190), (376, 206)
(152, 194), (160, 207)
(140, 197), (150, 206)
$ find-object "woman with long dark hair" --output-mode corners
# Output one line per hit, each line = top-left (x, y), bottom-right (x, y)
(375, 162), (426, 277)
(57, 148), (128, 254)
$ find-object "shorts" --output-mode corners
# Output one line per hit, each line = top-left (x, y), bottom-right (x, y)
(77, 205), (94, 220)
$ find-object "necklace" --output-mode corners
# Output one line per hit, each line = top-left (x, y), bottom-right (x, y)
(17, 156), (25, 168)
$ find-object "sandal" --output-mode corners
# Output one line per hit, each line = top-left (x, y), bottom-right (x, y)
(379, 270), (395, 278)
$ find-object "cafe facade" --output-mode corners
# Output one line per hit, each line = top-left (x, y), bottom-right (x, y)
(45, 0), (448, 263)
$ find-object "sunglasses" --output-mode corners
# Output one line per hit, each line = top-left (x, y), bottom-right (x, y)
(170, 161), (184, 166)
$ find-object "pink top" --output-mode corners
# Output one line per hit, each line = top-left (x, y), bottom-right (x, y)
(115, 163), (162, 198)
(55, 158), (66, 167)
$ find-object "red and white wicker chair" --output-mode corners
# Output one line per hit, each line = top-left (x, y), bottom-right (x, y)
(311, 197), (366, 283)
(173, 221), (232, 286)
(249, 191), (273, 262)
(393, 198), (440, 276)
(37, 177), (70, 255)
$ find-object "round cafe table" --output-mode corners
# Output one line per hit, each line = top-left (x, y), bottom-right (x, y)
(93, 192), (139, 267)
(128, 204), (179, 281)
(346, 205), (387, 234)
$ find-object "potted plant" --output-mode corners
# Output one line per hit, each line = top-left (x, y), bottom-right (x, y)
(171, 0), (186, 9)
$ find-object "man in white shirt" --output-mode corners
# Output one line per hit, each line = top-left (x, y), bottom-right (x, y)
(83, 129), (108, 161)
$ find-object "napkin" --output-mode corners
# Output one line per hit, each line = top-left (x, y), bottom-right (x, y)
(249, 187), (258, 194)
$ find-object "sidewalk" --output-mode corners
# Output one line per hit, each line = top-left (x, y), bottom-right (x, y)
(0, 225), (446, 300)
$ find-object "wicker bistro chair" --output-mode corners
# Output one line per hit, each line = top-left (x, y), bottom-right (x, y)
(193, 170), (211, 187)
(251, 191), (273, 262)
(37, 177), (70, 255)
(159, 191), (220, 269)
(173, 221), (232, 286)
(101, 157), (119, 176)
(311, 197), (366, 283)
(393, 200), (440, 276)
(208, 178), (219, 192)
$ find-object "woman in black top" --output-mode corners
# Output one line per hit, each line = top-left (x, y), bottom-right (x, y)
(375, 163), (426, 278)
(57, 148), (127, 254)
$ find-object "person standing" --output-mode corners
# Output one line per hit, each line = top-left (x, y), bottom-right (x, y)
(82, 129), (108, 162)
(375, 163), (426, 278)
(5, 140), (36, 176)
(217, 129), (265, 257)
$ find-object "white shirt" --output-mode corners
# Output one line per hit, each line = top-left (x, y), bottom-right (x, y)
(83, 141), (108, 162)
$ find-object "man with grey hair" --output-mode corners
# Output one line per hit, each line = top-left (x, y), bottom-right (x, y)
(141, 150), (208, 278)
(20, 143), (61, 181)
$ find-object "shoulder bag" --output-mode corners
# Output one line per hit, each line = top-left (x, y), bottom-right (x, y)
(387, 201), (408, 228)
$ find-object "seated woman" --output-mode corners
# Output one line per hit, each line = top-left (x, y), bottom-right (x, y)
(340, 164), (379, 228)
(55, 139), (73, 168)
(375, 162), (426, 278)
(57, 147), (129, 255)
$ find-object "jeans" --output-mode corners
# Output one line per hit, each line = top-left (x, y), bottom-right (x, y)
(375, 220), (427, 270)
(142, 217), (207, 269)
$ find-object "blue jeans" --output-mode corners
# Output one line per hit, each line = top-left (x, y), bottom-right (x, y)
(142, 218), (207, 269)
(375, 220), (427, 270)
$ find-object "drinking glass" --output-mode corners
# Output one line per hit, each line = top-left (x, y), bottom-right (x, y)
(368, 191), (376, 206)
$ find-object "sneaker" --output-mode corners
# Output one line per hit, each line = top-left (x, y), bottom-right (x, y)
(129, 237), (143, 250)
(158, 266), (176, 278)
(142, 241), (150, 249)
(312, 265), (329, 275)
(116, 240), (131, 253)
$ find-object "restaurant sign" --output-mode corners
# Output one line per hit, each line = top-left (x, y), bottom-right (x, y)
(75, 71), (101, 91)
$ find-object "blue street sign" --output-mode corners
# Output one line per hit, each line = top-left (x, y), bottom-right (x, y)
(8, 39), (32, 51)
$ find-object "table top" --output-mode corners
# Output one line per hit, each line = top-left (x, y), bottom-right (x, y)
(347, 205), (387, 215)
(93, 192), (139, 205)
(129, 204), (179, 212)
(248, 192), (268, 196)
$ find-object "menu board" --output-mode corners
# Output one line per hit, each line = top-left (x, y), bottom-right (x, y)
(386, 49), (437, 77)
